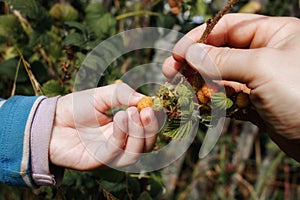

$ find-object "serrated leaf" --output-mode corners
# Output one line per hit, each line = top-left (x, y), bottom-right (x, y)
(84, 2), (116, 39)
(64, 21), (85, 32)
(84, 2), (106, 20)
(49, 3), (78, 22)
(87, 13), (116, 39)
(162, 118), (192, 140)
(211, 92), (233, 109)
(63, 32), (85, 47)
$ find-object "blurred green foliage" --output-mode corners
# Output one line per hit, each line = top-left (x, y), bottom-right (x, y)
(0, 0), (300, 200)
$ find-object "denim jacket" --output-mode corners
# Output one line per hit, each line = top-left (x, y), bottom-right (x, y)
(0, 96), (62, 187)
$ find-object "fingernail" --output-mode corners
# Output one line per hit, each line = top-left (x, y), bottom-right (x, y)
(140, 107), (153, 126)
(132, 92), (144, 101)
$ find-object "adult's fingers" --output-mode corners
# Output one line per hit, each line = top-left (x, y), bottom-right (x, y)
(173, 13), (272, 62)
(185, 43), (274, 87)
(162, 56), (184, 79)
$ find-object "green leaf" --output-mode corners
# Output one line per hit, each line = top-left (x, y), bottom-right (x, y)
(95, 169), (126, 185)
(211, 92), (233, 109)
(137, 192), (153, 200)
(87, 13), (116, 39)
(49, 3), (79, 22)
(162, 118), (193, 140)
(30, 61), (48, 83)
(30, 31), (52, 47)
(0, 58), (28, 82)
(0, 15), (18, 38)
(63, 32), (85, 47)
(5, 0), (52, 32)
(5, 0), (38, 18)
(157, 14), (176, 29)
(64, 21), (86, 32)
(148, 173), (164, 197)
(128, 177), (141, 198)
(176, 84), (192, 97)
(84, 2), (116, 39)
(99, 180), (126, 193)
(84, 2), (106, 20)
(41, 80), (68, 97)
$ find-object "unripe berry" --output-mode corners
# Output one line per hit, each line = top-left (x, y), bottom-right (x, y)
(235, 92), (250, 108)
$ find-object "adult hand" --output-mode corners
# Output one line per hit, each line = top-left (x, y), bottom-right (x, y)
(49, 83), (158, 170)
(162, 13), (300, 162)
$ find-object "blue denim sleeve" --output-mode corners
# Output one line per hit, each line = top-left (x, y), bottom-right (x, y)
(0, 96), (41, 187)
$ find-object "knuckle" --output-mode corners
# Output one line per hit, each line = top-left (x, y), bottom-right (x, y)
(214, 47), (231, 69)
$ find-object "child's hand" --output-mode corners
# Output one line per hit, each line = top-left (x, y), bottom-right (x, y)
(49, 83), (158, 170)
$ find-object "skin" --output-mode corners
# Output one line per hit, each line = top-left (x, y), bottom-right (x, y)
(162, 13), (300, 162)
(49, 83), (158, 170)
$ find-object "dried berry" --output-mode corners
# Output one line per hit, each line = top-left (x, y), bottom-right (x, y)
(235, 92), (250, 108)
(168, 0), (182, 8)
(171, 7), (180, 15)
(137, 96), (153, 111)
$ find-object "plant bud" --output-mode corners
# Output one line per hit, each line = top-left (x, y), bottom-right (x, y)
(152, 97), (164, 111)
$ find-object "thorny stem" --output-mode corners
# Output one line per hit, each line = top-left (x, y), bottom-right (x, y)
(199, 0), (239, 43)
(116, 10), (160, 20)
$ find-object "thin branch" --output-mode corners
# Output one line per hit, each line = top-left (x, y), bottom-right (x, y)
(10, 58), (22, 97)
(39, 47), (58, 78)
(16, 47), (42, 96)
(234, 173), (258, 200)
(116, 10), (160, 21)
(12, 10), (33, 35)
(199, 0), (239, 43)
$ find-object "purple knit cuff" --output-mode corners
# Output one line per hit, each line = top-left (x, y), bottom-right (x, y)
(30, 96), (64, 186)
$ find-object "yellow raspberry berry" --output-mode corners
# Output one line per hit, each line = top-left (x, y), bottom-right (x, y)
(197, 83), (218, 104)
(137, 96), (153, 112)
(197, 89), (210, 104)
(114, 79), (123, 84)
(171, 7), (180, 14)
(235, 92), (250, 108)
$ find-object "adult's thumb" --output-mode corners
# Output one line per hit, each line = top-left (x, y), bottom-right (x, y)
(186, 43), (257, 84)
